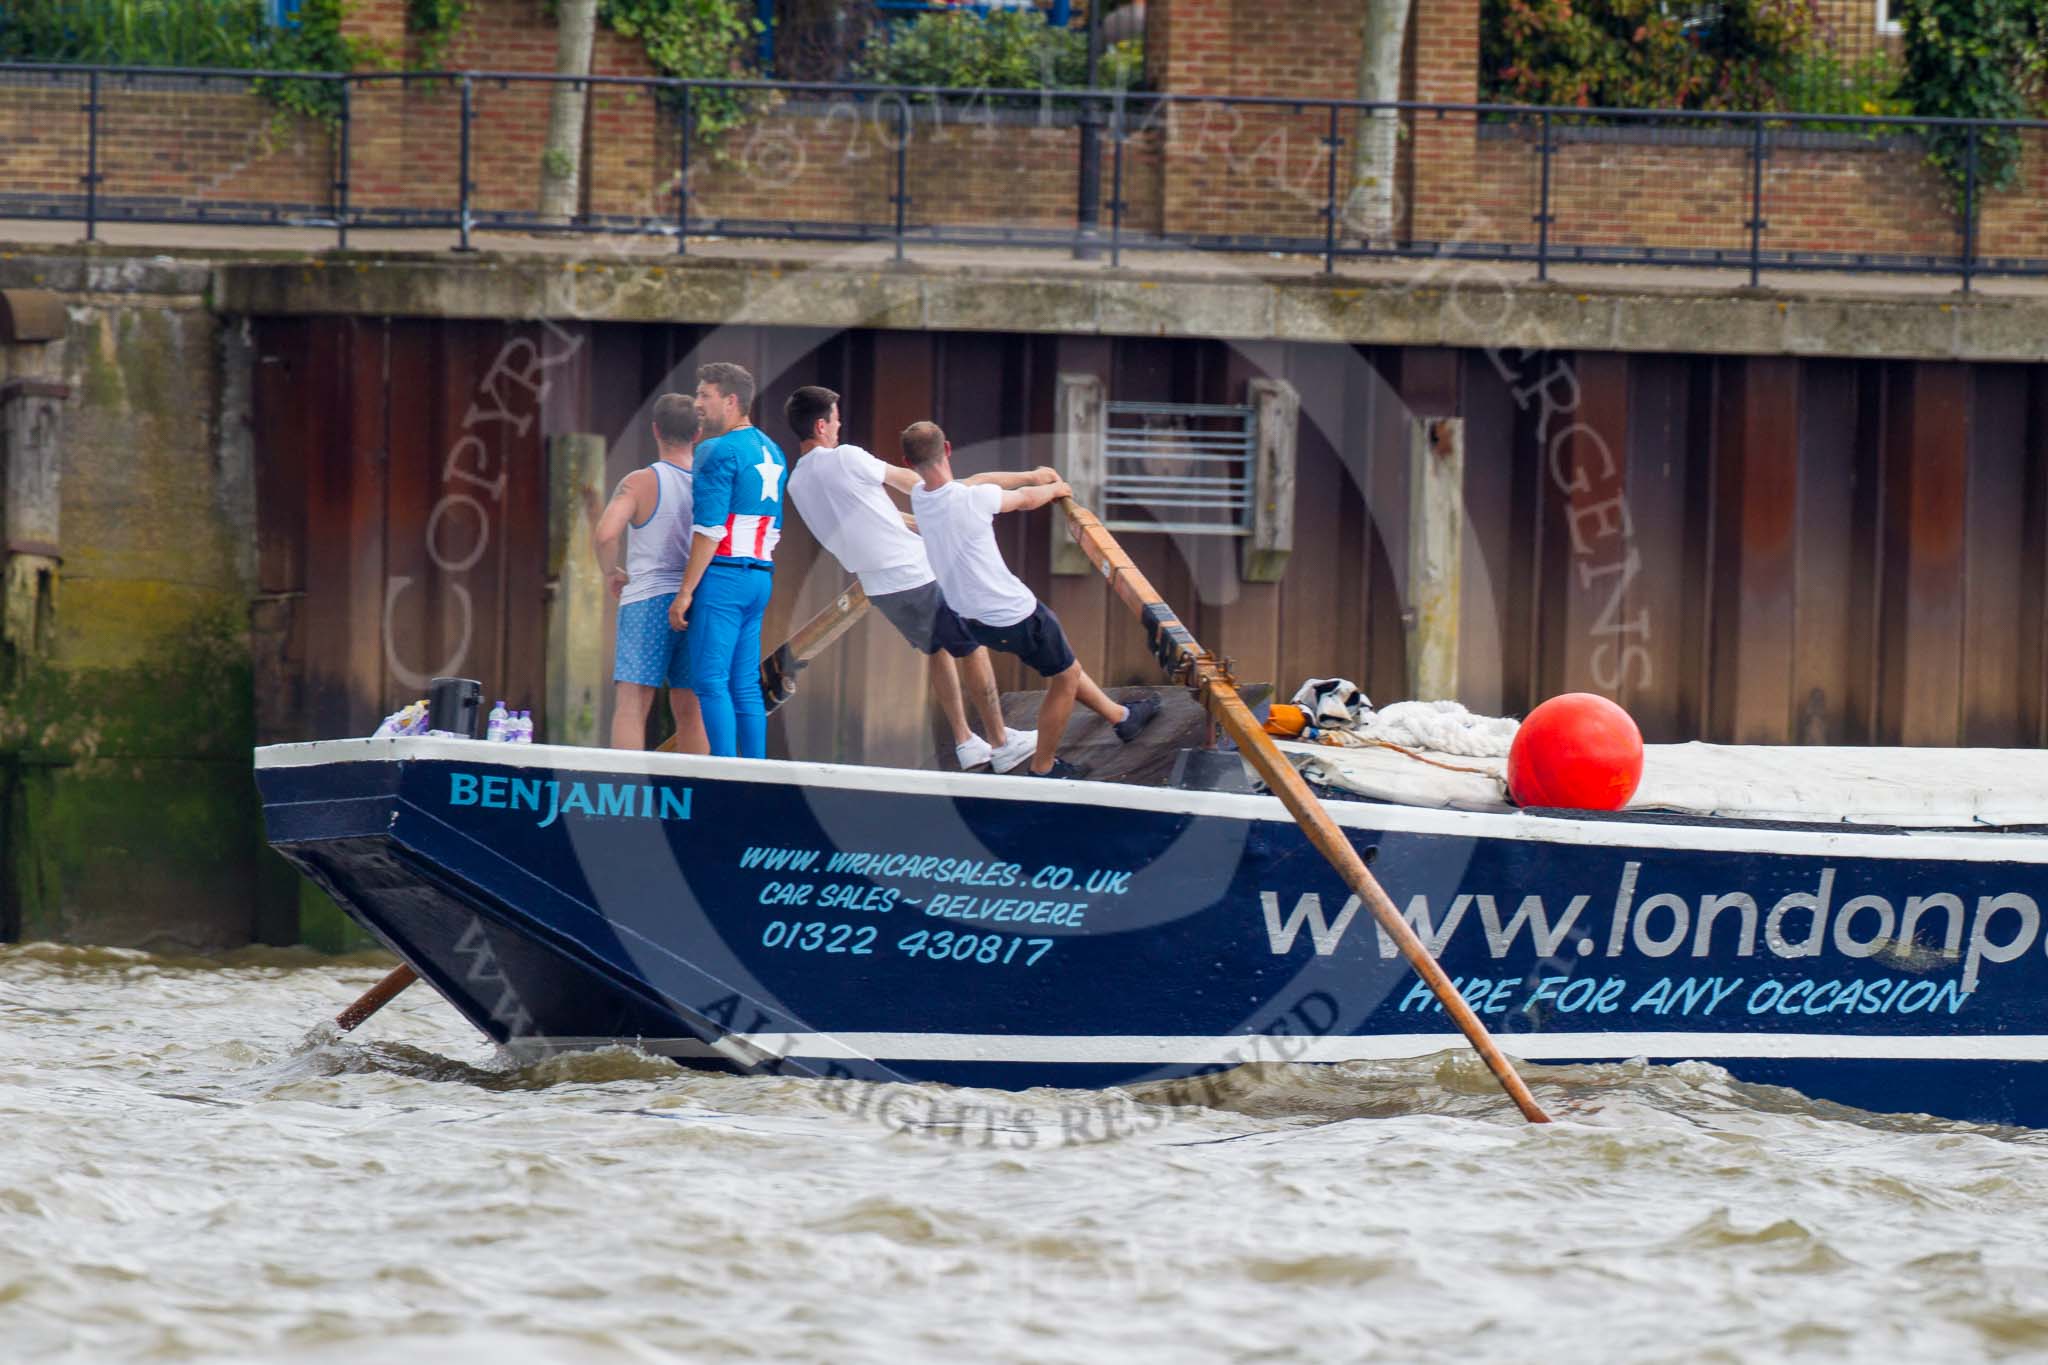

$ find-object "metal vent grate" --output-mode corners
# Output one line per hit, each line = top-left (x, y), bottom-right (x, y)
(1099, 400), (1256, 536)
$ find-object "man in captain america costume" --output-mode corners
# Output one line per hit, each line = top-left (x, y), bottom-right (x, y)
(669, 361), (788, 758)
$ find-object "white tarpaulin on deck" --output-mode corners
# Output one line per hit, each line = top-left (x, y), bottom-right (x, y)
(1278, 740), (2048, 828)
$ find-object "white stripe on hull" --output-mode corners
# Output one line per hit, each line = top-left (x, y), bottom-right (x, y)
(517, 1031), (2048, 1065)
(255, 737), (2048, 865)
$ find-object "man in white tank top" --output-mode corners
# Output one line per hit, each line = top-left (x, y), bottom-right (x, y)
(592, 394), (709, 752)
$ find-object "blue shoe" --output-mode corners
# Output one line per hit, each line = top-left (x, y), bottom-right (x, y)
(1113, 693), (1161, 743)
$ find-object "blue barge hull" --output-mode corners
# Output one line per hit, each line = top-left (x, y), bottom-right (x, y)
(258, 738), (2048, 1127)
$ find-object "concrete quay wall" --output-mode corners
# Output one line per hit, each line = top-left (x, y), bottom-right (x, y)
(0, 252), (278, 950)
(208, 248), (2048, 364)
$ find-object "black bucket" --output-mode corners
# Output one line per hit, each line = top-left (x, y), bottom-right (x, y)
(427, 676), (485, 738)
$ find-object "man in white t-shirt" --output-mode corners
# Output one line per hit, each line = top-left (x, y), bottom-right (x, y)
(783, 386), (1035, 773)
(902, 420), (1159, 778)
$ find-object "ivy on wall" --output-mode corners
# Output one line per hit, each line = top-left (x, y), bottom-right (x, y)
(1894, 0), (2032, 202)
(259, 0), (377, 118)
(407, 0), (470, 70)
(596, 0), (761, 140)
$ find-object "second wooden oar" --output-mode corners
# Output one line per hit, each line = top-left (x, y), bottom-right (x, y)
(759, 582), (869, 714)
(334, 963), (418, 1033)
(1057, 498), (1551, 1124)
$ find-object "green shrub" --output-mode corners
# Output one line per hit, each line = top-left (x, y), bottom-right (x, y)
(1770, 48), (1911, 135)
(1778, 49), (1909, 118)
(0, 0), (375, 119)
(260, 0), (377, 118)
(0, 0), (271, 66)
(2029, 1), (2048, 108)
(1896, 0), (2032, 202)
(856, 9), (1142, 92)
(1481, 0), (1814, 110)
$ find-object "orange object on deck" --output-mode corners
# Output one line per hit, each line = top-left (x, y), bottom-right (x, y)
(1263, 703), (1309, 737)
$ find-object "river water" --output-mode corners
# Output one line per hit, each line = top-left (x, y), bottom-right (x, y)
(6, 942), (2048, 1362)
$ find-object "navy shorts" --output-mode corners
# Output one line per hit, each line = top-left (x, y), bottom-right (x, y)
(871, 581), (980, 658)
(963, 602), (1077, 679)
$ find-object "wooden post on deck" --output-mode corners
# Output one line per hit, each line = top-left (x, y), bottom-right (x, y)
(1240, 378), (1299, 584)
(545, 433), (608, 747)
(1405, 416), (1464, 702)
(1051, 373), (1105, 577)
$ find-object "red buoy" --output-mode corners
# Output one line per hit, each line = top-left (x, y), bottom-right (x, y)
(1507, 693), (1644, 810)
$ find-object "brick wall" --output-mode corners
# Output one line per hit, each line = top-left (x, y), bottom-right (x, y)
(1144, 0), (1373, 239)
(0, 76), (86, 203)
(1444, 123), (2043, 265)
(1978, 145), (2048, 261)
(683, 107), (1167, 236)
(332, 1), (1171, 236)
(0, 0), (2022, 267)
(1411, 0), (1481, 245)
(344, 0), (661, 219)
(0, 73), (332, 217)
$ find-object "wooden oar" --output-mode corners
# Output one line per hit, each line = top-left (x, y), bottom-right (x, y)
(759, 582), (869, 715)
(1057, 499), (1552, 1124)
(657, 582), (870, 752)
(334, 963), (418, 1032)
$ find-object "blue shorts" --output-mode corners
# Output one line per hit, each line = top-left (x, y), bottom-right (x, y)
(614, 594), (691, 688)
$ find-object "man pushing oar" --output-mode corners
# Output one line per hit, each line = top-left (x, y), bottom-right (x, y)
(901, 421), (1161, 777)
(782, 386), (1035, 773)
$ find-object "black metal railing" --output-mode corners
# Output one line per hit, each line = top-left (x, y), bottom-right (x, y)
(2, 61), (2043, 290)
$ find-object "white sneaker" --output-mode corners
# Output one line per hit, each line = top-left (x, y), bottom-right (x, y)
(955, 735), (994, 770)
(990, 729), (1038, 774)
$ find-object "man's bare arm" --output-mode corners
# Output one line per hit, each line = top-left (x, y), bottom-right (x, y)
(998, 479), (1072, 514)
(876, 464), (922, 531)
(965, 466), (1060, 491)
(593, 473), (647, 598)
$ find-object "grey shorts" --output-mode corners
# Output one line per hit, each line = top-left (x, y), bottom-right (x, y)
(870, 580), (980, 658)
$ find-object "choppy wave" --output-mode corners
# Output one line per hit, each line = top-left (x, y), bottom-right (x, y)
(4, 942), (2048, 1363)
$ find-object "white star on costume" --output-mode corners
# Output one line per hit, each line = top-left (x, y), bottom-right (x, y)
(755, 458), (784, 502)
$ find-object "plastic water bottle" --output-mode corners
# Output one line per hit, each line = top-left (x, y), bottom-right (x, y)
(520, 710), (536, 744)
(486, 700), (509, 742)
